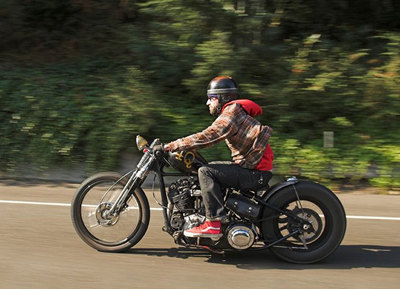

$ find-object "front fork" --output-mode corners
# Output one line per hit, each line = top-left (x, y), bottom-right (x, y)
(107, 152), (156, 216)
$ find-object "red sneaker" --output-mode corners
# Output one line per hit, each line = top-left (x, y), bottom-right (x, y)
(184, 220), (222, 238)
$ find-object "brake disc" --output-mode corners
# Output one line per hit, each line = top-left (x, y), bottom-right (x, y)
(95, 202), (120, 226)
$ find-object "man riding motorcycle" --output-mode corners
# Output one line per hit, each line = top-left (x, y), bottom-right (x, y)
(164, 76), (274, 238)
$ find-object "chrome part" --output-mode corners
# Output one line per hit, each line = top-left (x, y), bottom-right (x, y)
(98, 170), (134, 204)
(191, 189), (202, 197)
(227, 225), (255, 250)
(136, 153), (155, 179)
(286, 176), (298, 182)
(108, 152), (155, 215)
(96, 202), (120, 226)
(183, 214), (206, 230)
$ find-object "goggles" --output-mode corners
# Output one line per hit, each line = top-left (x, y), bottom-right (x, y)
(207, 93), (219, 100)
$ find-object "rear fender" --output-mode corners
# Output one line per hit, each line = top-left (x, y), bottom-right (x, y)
(260, 177), (299, 217)
(263, 177), (299, 202)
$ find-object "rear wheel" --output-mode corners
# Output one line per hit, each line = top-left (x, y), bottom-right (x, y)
(71, 172), (150, 252)
(261, 181), (346, 264)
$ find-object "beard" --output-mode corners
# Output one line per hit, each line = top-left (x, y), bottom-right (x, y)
(209, 104), (221, 116)
(209, 106), (217, 116)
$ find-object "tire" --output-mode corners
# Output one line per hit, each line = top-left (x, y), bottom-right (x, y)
(71, 172), (150, 252)
(261, 181), (346, 264)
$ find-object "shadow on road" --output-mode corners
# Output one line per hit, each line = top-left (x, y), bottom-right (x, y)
(127, 245), (400, 270)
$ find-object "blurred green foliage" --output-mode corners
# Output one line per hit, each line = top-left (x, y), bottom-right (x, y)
(0, 0), (399, 188)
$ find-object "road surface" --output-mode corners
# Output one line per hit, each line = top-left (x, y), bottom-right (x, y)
(0, 180), (399, 289)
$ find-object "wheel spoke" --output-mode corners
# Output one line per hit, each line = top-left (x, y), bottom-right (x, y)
(275, 202), (326, 246)
(261, 183), (346, 263)
(71, 172), (150, 252)
(278, 217), (288, 223)
(279, 225), (288, 231)
(78, 178), (142, 245)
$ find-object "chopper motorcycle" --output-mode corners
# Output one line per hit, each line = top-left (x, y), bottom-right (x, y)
(71, 136), (346, 264)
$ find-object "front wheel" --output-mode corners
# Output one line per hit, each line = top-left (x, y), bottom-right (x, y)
(261, 181), (346, 264)
(71, 172), (150, 252)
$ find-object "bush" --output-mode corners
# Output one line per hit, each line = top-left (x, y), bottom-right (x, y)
(0, 0), (399, 189)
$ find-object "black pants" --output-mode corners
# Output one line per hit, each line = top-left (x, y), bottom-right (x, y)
(198, 162), (272, 220)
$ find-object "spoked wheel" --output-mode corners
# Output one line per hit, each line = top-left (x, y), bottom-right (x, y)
(71, 172), (150, 252)
(279, 205), (324, 245)
(261, 181), (346, 264)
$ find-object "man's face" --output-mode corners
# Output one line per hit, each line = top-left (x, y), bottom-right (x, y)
(206, 96), (219, 116)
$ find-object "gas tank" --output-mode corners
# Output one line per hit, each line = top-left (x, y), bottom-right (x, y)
(167, 150), (207, 173)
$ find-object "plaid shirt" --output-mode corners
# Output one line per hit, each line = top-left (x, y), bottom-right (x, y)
(167, 103), (273, 169)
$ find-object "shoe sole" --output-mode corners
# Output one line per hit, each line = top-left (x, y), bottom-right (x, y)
(184, 231), (223, 238)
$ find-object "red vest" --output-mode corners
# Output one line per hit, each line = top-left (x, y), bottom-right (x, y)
(255, 143), (274, 171)
(222, 99), (274, 171)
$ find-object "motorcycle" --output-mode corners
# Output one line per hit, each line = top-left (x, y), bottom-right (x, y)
(71, 136), (346, 264)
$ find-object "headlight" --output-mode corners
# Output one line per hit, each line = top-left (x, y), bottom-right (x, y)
(136, 135), (148, 151)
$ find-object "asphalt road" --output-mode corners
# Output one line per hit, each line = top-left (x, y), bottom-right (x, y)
(0, 180), (399, 289)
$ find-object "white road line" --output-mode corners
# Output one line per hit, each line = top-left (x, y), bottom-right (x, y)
(0, 199), (399, 220)
(0, 199), (163, 210)
(0, 200), (71, 207)
(346, 215), (400, 221)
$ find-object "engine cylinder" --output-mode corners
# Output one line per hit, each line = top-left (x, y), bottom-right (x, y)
(167, 178), (196, 211)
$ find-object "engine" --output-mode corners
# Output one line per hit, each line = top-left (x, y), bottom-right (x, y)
(168, 177), (204, 230)
(167, 177), (201, 211)
(167, 178), (257, 250)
